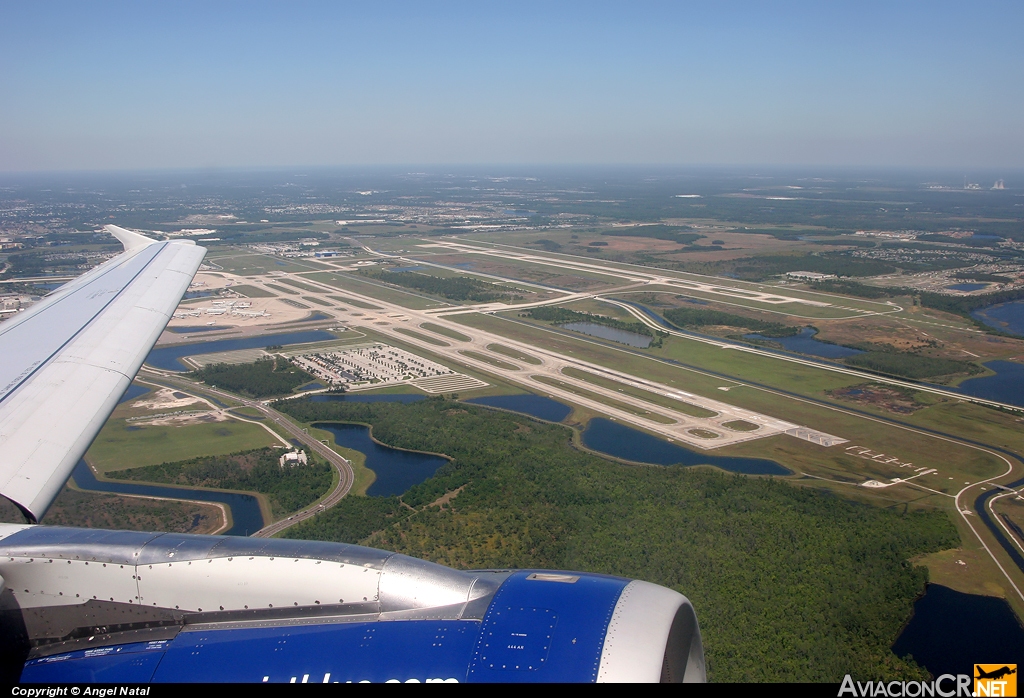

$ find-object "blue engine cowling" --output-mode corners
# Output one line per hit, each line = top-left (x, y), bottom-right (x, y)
(0, 524), (704, 683)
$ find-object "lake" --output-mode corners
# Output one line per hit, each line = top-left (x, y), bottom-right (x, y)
(315, 423), (448, 496)
(891, 584), (1024, 677)
(954, 360), (1024, 408)
(465, 394), (572, 422)
(310, 393), (426, 404)
(145, 330), (336, 371)
(744, 327), (864, 359)
(561, 322), (652, 348)
(582, 418), (791, 475)
(70, 460), (264, 536)
(972, 300), (1024, 336)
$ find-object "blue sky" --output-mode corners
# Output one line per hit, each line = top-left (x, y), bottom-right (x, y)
(1, 1), (1021, 171)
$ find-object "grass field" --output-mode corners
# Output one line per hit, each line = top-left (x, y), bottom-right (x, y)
(561, 366), (717, 418)
(420, 322), (471, 342)
(302, 272), (443, 310)
(230, 284), (276, 298)
(302, 296), (334, 306)
(86, 419), (280, 473)
(459, 350), (520, 371)
(393, 327), (450, 346)
(486, 343), (542, 364)
(532, 375), (676, 423)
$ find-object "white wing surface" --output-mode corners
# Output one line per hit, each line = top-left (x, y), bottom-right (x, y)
(0, 226), (206, 521)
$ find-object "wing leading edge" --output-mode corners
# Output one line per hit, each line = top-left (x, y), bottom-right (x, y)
(0, 226), (206, 521)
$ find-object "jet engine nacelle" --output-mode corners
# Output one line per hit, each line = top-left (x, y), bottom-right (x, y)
(0, 524), (704, 683)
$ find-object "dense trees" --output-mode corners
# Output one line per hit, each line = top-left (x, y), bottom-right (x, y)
(601, 225), (705, 245)
(191, 357), (314, 397)
(108, 447), (332, 519)
(663, 307), (800, 337)
(277, 397), (956, 682)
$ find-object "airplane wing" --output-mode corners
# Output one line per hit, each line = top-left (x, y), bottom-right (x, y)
(0, 226), (206, 521)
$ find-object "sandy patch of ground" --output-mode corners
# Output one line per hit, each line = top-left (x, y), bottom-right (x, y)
(132, 388), (208, 411)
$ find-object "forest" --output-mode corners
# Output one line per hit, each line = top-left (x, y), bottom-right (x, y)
(107, 446), (333, 519)
(276, 396), (957, 682)
(601, 225), (705, 245)
(190, 357), (314, 397)
(359, 267), (518, 302)
(662, 307), (799, 337)
(843, 350), (984, 381)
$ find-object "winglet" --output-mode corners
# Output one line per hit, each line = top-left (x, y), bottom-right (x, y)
(104, 224), (155, 252)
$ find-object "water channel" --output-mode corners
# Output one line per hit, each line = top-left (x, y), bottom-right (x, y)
(145, 330), (336, 371)
(70, 460), (264, 536)
(582, 418), (791, 475)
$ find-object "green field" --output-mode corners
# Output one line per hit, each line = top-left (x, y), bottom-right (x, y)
(230, 284), (276, 298)
(86, 419), (280, 473)
(420, 322), (471, 342)
(459, 350), (520, 371)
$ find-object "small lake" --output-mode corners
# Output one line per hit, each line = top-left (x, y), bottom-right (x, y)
(145, 330), (336, 371)
(946, 283), (988, 292)
(465, 394), (572, 422)
(299, 311), (332, 322)
(298, 382), (325, 391)
(117, 383), (150, 404)
(310, 393), (426, 404)
(70, 460), (264, 536)
(166, 325), (230, 334)
(315, 423), (447, 496)
(582, 418), (791, 475)
(891, 584), (1024, 677)
(972, 300), (1024, 336)
(182, 290), (216, 299)
(744, 327), (864, 359)
(561, 322), (652, 348)
(953, 360), (1024, 408)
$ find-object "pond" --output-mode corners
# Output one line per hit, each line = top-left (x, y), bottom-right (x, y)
(953, 360), (1024, 408)
(315, 423), (448, 496)
(299, 311), (332, 322)
(891, 584), (1024, 677)
(117, 383), (150, 404)
(465, 394), (572, 422)
(310, 393), (426, 404)
(561, 322), (652, 348)
(70, 460), (264, 536)
(972, 300), (1024, 337)
(145, 330), (336, 371)
(744, 327), (864, 359)
(581, 418), (791, 475)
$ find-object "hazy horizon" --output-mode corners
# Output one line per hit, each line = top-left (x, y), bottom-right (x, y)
(3, 2), (1022, 172)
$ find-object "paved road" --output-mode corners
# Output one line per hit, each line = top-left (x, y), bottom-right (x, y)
(139, 368), (354, 538)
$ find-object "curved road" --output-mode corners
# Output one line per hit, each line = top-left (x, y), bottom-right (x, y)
(138, 367), (355, 538)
